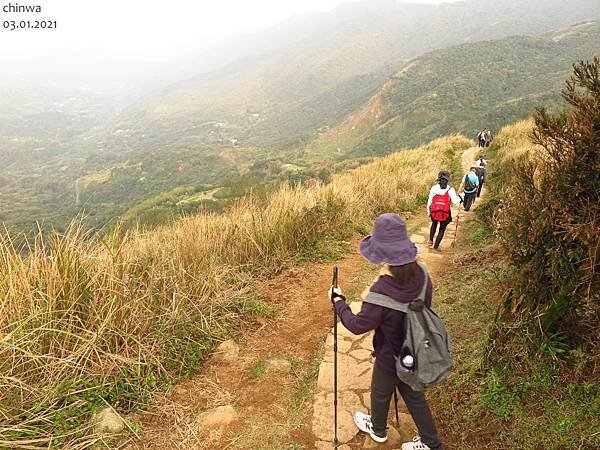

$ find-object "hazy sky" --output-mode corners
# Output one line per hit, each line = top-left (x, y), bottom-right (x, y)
(2, 0), (347, 62)
(0, 0), (461, 81)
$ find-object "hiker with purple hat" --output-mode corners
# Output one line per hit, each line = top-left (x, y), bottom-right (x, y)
(329, 213), (444, 450)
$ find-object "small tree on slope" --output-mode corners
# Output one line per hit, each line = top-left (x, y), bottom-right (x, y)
(494, 58), (599, 362)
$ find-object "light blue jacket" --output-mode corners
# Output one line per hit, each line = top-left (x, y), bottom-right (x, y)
(463, 173), (480, 194)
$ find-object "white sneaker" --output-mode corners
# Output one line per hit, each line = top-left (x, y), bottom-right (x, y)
(401, 436), (432, 450)
(352, 411), (388, 443)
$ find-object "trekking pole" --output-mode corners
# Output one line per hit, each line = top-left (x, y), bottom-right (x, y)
(452, 204), (462, 248)
(393, 388), (400, 426)
(331, 267), (340, 448)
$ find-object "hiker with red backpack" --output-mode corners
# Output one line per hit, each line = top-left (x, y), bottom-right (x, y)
(330, 213), (447, 450)
(427, 171), (463, 250)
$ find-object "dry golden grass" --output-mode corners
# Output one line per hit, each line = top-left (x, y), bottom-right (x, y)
(493, 119), (549, 189)
(0, 135), (470, 448)
(494, 119), (539, 163)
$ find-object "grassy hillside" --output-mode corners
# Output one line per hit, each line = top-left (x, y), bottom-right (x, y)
(310, 21), (600, 159)
(2, 52), (597, 449)
(0, 135), (470, 449)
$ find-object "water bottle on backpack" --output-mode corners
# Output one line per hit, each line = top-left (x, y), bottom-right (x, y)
(398, 350), (414, 373)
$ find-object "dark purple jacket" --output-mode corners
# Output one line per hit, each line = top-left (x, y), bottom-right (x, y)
(334, 269), (433, 377)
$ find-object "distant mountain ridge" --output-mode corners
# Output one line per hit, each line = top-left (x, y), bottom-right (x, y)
(308, 20), (600, 159)
(108, 0), (600, 152)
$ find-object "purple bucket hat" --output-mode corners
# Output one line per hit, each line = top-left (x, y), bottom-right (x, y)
(359, 213), (417, 266)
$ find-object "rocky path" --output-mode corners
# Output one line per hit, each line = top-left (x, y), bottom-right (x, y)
(311, 147), (483, 449)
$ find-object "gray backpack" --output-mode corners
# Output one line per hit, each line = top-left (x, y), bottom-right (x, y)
(363, 264), (453, 391)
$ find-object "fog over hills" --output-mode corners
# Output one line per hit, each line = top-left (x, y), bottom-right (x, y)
(111, 0), (600, 151)
(1, 0), (599, 234)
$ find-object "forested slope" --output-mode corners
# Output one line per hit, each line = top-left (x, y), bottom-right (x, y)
(309, 21), (600, 158)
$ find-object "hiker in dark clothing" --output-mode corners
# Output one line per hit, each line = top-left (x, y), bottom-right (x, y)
(484, 129), (492, 147)
(426, 171), (462, 250)
(475, 156), (487, 197)
(458, 166), (479, 211)
(330, 213), (444, 450)
(478, 129), (487, 147)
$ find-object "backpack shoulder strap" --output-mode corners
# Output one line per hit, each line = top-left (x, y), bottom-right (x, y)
(363, 292), (409, 312)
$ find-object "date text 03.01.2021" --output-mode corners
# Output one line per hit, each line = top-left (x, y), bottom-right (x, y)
(3, 20), (57, 30)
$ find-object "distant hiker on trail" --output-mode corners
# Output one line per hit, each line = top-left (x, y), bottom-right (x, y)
(475, 156), (487, 198)
(330, 213), (445, 450)
(484, 129), (492, 147)
(427, 171), (462, 251)
(459, 166), (480, 211)
(476, 130), (485, 147)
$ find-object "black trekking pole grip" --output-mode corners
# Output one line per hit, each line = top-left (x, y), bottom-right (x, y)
(331, 267), (339, 301)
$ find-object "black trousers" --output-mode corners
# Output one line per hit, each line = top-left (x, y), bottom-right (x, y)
(477, 179), (484, 197)
(429, 218), (451, 249)
(370, 364), (442, 449)
(463, 192), (476, 211)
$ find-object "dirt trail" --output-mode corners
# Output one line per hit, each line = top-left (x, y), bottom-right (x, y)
(124, 147), (483, 450)
(461, 146), (482, 172)
(123, 245), (370, 450)
(310, 146), (484, 449)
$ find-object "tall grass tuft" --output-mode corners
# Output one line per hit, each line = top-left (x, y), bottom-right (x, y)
(0, 135), (470, 448)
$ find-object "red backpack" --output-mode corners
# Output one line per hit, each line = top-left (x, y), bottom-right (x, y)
(430, 191), (451, 222)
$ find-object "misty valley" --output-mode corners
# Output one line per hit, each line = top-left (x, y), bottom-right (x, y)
(1, 0), (599, 240)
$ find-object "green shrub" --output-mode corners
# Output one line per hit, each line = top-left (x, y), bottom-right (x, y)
(490, 59), (600, 366)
